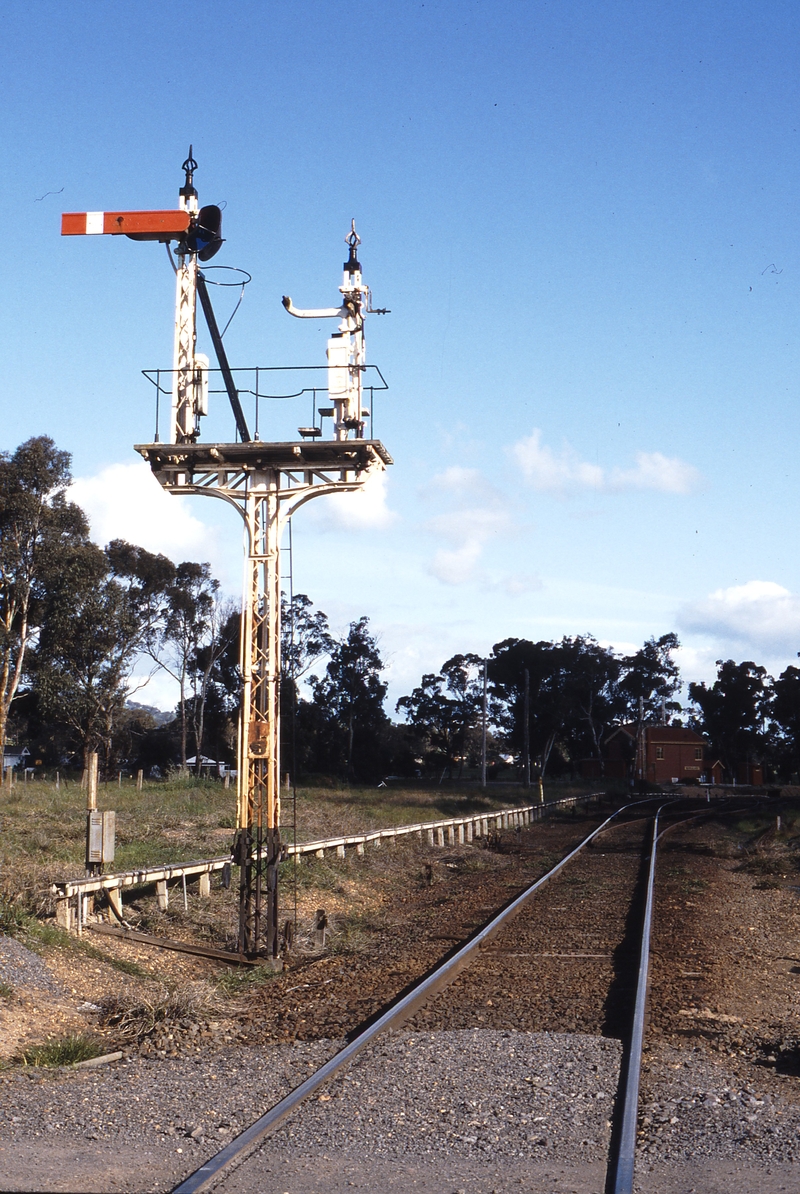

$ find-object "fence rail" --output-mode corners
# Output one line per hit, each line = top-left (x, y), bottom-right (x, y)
(51, 792), (605, 931)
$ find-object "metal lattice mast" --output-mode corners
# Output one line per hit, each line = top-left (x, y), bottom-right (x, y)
(235, 469), (282, 955)
(171, 150), (199, 442)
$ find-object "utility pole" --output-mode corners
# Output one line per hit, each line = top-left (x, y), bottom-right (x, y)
(636, 694), (646, 788)
(523, 667), (531, 788)
(62, 156), (391, 959)
(481, 659), (488, 788)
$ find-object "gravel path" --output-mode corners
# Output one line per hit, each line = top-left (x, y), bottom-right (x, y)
(0, 934), (62, 994)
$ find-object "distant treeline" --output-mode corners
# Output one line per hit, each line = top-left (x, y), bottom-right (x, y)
(2, 437), (798, 784)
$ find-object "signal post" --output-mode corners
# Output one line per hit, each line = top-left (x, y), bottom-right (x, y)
(63, 153), (391, 958)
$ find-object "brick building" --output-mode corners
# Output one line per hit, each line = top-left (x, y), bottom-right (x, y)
(580, 724), (742, 784)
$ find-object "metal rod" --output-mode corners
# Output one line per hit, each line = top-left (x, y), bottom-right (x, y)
(196, 273), (251, 442)
(86, 923), (255, 965)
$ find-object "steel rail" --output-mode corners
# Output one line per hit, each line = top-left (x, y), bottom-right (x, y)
(606, 795), (767, 1193)
(607, 801), (674, 1194)
(172, 798), (660, 1194)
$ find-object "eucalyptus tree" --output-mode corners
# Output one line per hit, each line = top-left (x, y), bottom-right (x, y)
(489, 635), (623, 778)
(0, 437), (92, 760)
(559, 635), (623, 766)
(619, 633), (682, 723)
(308, 617), (388, 780)
(769, 663), (800, 779)
(188, 595), (238, 774)
(148, 562), (221, 771)
(396, 653), (484, 777)
(33, 538), (176, 772)
(688, 659), (772, 777)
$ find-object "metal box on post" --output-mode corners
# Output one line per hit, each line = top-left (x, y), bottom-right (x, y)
(102, 810), (115, 865)
(88, 810), (115, 866)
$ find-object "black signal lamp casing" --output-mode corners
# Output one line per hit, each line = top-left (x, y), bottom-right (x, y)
(187, 205), (224, 261)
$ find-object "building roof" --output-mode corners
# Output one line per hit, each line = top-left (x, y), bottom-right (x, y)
(607, 723), (706, 745)
(645, 726), (705, 744)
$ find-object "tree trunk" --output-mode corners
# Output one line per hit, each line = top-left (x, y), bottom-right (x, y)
(346, 709), (354, 779)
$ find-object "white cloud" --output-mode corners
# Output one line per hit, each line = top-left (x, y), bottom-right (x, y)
(427, 466), (488, 495)
(512, 430), (604, 493)
(679, 580), (800, 656)
(127, 664), (180, 713)
(673, 644), (721, 690)
(425, 469), (511, 585)
(430, 540), (485, 586)
(69, 460), (230, 577)
(609, 451), (700, 494)
(496, 573), (544, 596)
(308, 470), (396, 530)
(511, 429), (700, 496)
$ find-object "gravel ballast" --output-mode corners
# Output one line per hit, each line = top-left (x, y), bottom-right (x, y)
(0, 934), (62, 994)
(0, 1030), (620, 1191)
(263, 1029), (621, 1164)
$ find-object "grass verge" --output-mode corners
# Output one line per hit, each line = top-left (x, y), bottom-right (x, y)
(20, 1034), (104, 1067)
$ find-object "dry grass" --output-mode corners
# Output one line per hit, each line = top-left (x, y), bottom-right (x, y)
(0, 773), (604, 920)
(98, 981), (226, 1042)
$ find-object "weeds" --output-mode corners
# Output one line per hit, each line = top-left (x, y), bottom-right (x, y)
(740, 854), (790, 876)
(327, 910), (380, 956)
(99, 982), (222, 1041)
(0, 981), (13, 1000)
(280, 856), (349, 893)
(20, 1034), (104, 1067)
(0, 893), (28, 935)
(215, 966), (280, 996)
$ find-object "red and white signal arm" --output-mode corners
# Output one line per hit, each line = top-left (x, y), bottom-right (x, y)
(61, 210), (190, 240)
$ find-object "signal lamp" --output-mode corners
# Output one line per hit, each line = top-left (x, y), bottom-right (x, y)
(186, 205), (224, 261)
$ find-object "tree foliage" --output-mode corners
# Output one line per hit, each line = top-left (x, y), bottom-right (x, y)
(0, 437), (90, 756)
(688, 659), (770, 774)
(305, 617), (388, 780)
(33, 539), (175, 770)
(619, 633), (682, 723)
(396, 653), (484, 777)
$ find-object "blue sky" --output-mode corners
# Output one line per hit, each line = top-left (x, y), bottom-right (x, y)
(2, 1), (799, 709)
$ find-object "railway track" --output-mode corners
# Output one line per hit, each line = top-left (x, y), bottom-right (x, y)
(170, 796), (746, 1194)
